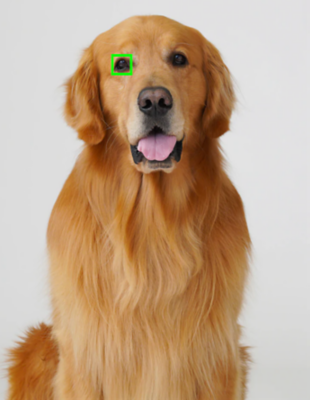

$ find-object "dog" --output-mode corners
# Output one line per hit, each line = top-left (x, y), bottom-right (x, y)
(7, 15), (252, 400)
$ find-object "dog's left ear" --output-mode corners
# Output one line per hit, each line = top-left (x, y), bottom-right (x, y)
(64, 45), (105, 145)
(201, 39), (236, 139)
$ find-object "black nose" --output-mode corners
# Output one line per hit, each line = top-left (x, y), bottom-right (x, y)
(138, 87), (173, 117)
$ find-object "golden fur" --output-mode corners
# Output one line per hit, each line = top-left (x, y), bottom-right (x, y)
(7, 15), (251, 400)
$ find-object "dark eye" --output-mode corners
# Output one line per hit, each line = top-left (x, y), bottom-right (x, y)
(114, 58), (129, 72)
(172, 53), (188, 67)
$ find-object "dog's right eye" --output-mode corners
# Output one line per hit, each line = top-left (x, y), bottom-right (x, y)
(114, 58), (129, 72)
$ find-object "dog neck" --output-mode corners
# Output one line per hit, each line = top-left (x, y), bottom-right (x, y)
(80, 134), (223, 235)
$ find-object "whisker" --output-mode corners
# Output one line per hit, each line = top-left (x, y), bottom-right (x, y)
(106, 134), (118, 154)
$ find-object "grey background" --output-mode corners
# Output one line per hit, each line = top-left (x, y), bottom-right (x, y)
(0, 0), (309, 399)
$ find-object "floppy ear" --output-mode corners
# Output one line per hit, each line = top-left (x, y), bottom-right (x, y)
(202, 39), (236, 139)
(64, 46), (105, 145)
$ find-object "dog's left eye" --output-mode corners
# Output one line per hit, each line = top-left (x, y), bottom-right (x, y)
(114, 58), (129, 72)
(172, 53), (188, 67)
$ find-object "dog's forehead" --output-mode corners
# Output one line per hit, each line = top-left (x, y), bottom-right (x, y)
(94, 16), (200, 57)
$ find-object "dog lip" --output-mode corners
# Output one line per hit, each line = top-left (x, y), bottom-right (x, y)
(130, 135), (184, 165)
(148, 125), (164, 135)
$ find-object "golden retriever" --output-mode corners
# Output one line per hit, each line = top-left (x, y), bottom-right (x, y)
(7, 15), (251, 400)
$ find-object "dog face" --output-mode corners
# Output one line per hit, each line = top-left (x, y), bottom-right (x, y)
(64, 16), (235, 174)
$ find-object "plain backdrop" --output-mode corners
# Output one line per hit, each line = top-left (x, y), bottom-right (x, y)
(0, 0), (309, 399)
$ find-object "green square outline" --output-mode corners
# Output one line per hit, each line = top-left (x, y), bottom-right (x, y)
(111, 54), (133, 76)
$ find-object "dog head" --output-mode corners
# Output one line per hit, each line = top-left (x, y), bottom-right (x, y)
(64, 16), (235, 174)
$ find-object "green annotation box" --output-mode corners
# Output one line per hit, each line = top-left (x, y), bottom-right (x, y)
(111, 54), (133, 76)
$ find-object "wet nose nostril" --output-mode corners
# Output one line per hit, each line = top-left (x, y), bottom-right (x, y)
(142, 99), (153, 110)
(158, 98), (171, 109)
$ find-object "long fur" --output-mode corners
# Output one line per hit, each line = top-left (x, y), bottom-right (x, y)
(6, 15), (251, 400)
(6, 324), (58, 400)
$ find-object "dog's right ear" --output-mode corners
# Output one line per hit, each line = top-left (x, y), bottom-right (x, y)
(64, 46), (105, 145)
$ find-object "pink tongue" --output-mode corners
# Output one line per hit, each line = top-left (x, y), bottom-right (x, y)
(137, 134), (177, 161)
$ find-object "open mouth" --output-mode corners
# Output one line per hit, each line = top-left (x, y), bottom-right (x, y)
(130, 126), (183, 169)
